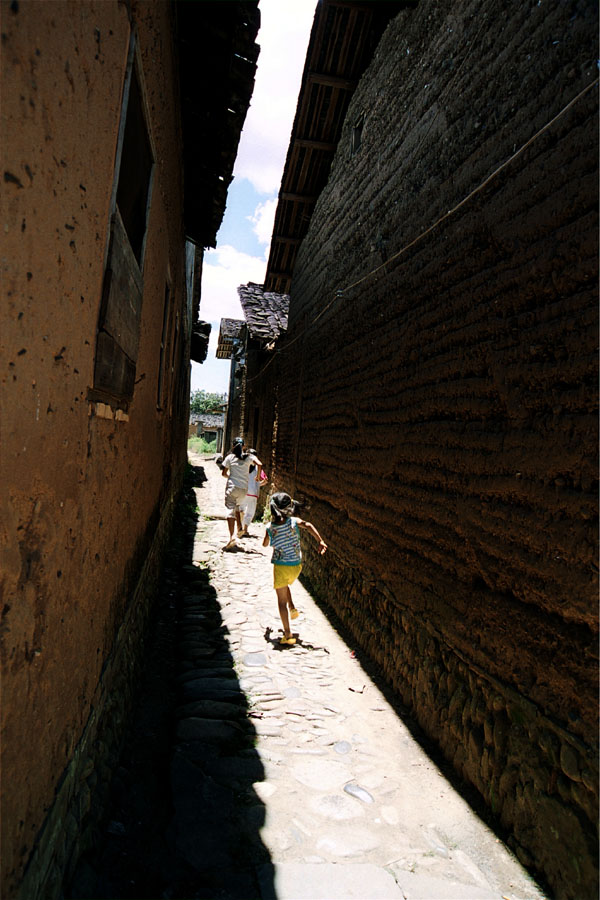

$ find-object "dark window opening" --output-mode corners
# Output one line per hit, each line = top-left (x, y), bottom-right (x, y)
(169, 311), (180, 416)
(173, 324), (187, 420)
(91, 52), (154, 407)
(157, 282), (172, 409)
(116, 69), (153, 266)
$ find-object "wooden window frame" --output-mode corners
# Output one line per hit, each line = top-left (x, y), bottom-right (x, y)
(89, 31), (156, 410)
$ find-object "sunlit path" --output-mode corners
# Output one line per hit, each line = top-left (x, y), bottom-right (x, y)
(184, 453), (546, 900)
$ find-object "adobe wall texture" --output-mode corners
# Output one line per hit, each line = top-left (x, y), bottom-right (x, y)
(243, 343), (283, 516)
(1, 1), (189, 895)
(258, 2), (598, 896)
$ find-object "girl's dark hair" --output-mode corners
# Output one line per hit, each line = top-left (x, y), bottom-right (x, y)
(270, 492), (299, 524)
(231, 438), (247, 460)
(249, 449), (256, 473)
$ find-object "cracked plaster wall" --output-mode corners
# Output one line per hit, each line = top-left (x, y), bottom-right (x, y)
(1, 1), (189, 895)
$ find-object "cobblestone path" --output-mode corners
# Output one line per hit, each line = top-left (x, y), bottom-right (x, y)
(70, 454), (546, 900)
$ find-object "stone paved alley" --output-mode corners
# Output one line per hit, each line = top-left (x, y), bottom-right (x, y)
(70, 454), (547, 900)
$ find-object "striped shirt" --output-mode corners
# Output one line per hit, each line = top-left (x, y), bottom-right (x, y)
(267, 517), (302, 566)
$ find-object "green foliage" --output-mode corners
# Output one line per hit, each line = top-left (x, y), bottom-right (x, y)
(190, 389), (227, 414)
(261, 499), (273, 524)
(188, 436), (217, 454)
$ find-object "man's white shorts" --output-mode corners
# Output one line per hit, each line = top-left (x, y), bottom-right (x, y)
(225, 484), (246, 517)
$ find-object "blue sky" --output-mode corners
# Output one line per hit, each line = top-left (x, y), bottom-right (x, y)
(191, 0), (316, 395)
(217, 178), (269, 258)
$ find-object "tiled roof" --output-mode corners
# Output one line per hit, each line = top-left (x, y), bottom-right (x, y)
(192, 413), (225, 428)
(176, 1), (260, 248)
(237, 282), (290, 343)
(190, 320), (211, 363)
(216, 318), (244, 359)
(264, 0), (405, 293)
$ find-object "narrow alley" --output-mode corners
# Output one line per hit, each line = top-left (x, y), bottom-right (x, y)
(3, 3), (597, 898)
(69, 454), (546, 900)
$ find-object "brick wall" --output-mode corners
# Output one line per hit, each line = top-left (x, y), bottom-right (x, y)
(252, 2), (599, 896)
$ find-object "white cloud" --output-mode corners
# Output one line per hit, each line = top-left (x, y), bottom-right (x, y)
(190, 352), (230, 394)
(247, 198), (278, 247)
(193, 245), (268, 394)
(192, 3), (316, 395)
(199, 244), (267, 322)
(233, 0), (316, 194)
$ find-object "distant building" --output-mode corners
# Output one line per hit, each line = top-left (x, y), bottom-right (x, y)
(217, 284), (289, 454)
(189, 413), (225, 451)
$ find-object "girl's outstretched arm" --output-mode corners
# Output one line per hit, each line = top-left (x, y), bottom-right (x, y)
(298, 519), (327, 555)
(262, 529), (270, 547)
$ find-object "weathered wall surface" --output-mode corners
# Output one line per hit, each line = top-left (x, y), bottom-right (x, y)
(1, 1), (189, 895)
(255, 2), (598, 896)
(224, 360), (245, 454)
(243, 343), (282, 515)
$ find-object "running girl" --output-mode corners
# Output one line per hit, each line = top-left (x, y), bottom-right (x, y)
(263, 492), (327, 644)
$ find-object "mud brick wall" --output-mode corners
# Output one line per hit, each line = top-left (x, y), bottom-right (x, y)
(244, 345), (285, 516)
(244, 346), (277, 460)
(259, 2), (599, 897)
(224, 351), (246, 453)
(1, 1), (190, 895)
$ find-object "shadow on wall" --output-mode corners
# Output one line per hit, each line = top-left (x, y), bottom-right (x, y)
(67, 464), (273, 900)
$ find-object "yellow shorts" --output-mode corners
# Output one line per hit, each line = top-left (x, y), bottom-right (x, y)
(273, 564), (302, 589)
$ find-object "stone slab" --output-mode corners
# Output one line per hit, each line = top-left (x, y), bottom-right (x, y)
(208, 755), (266, 783)
(168, 755), (238, 869)
(256, 862), (404, 899)
(243, 652), (268, 666)
(176, 717), (246, 743)
(181, 683), (246, 704)
(291, 758), (353, 790)
(391, 869), (499, 899)
(176, 699), (247, 719)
